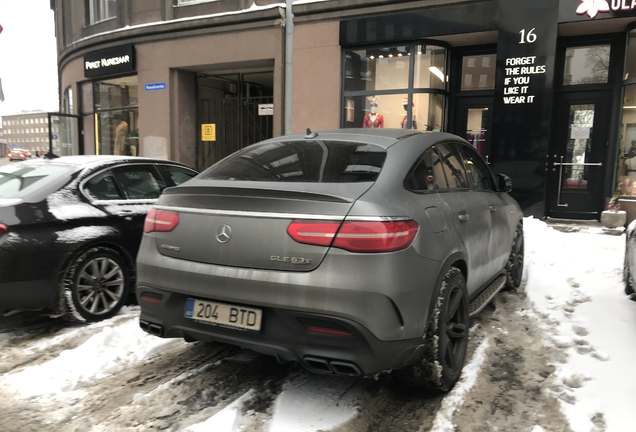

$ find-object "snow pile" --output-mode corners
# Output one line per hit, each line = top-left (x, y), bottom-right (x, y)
(523, 217), (636, 432)
(1, 319), (182, 399)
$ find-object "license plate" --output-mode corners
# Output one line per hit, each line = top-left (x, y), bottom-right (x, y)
(185, 298), (262, 331)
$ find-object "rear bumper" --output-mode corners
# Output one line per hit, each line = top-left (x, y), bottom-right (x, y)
(136, 234), (442, 375)
(137, 286), (423, 376)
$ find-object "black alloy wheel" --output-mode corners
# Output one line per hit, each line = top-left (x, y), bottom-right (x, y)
(505, 222), (524, 290)
(63, 247), (131, 323)
(395, 267), (469, 392)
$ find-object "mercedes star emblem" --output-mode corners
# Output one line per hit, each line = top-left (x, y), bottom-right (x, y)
(216, 224), (232, 243)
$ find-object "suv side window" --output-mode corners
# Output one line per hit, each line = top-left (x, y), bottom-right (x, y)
(460, 144), (496, 192)
(163, 165), (197, 186)
(404, 147), (451, 192)
(404, 149), (435, 192)
(83, 170), (124, 201)
(111, 165), (166, 200)
(435, 143), (471, 189)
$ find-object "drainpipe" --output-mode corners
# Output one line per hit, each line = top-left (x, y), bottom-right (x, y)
(284, 0), (293, 135)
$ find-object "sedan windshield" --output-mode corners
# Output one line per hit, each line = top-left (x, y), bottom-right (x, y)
(0, 164), (75, 199)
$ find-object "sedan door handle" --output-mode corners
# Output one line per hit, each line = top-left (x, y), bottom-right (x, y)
(489, 205), (497, 212)
(458, 213), (470, 223)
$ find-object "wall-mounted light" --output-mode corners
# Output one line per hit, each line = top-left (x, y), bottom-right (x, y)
(378, 55), (384, 58)
(370, 55), (375, 60)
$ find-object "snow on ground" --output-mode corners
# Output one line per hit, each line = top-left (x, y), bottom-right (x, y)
(1, 314), (183, 399)
(522, 217), (636, 432)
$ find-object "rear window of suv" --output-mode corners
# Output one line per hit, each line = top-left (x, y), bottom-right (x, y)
(199, 141), (387, 183)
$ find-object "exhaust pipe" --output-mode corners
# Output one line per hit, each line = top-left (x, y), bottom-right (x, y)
(330, 361), (362, 377)
(140, 320), (164, 337)
(148, 323), (164, 337)
(304, 356), (332, 374)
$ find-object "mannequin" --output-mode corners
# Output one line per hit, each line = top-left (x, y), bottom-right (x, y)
(363, 100), (384, 128)
(114, 120), (129, 155)
(400, 98), (416, 129)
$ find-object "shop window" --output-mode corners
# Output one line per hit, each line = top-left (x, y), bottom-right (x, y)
(617, 85), (636, 197)
(88, 0), (116, 25)
(460, 54), (496, 91)
(414, 46), (447, 90)
(342, 43), (448, 130)
(344, 46), (411, 92)
(85, 75), (139, 156)
(563, 45), (611, 86)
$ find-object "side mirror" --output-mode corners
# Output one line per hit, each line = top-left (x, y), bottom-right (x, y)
(497, 173), (512, 193)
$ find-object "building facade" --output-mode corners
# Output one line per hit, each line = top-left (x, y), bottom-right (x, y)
(52, 0), (636, 221)
(1, 112), (52, 154)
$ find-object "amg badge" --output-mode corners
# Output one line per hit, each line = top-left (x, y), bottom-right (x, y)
(270, 255), (312, 265)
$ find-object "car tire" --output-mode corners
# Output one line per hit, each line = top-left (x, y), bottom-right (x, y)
(62, 246), (130, 323)
(624, 247), (635, 296)
(395, 267), (469, 392)
(505, 222), (524, 290)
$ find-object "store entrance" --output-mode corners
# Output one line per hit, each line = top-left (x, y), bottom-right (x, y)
(196, 72), (274, 171)
(546, 90), (611, 219)
(453, 96), (493, 162)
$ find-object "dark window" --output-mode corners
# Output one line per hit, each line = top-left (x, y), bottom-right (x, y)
(431, 146), (448, 189)
(436, 143), (470, 189)
(83, 170), (124, 201)
(163, 165), (197, 186)
(200, 141), (387, 183)
(111, 166), (166, 200)
(460, 145), (495, 191)
(405, 149), (436, 192)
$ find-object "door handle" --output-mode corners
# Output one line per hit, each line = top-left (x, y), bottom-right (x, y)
(458, 213), (470, 223)
(489, 205), (497, 212)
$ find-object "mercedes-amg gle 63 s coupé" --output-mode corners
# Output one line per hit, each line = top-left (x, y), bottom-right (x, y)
(136, 129), (524, 391)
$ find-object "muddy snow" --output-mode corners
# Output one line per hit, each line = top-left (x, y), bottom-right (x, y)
(0, 217), (634, 432)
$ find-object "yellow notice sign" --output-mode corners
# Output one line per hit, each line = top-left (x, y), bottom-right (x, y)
(201, 124), (216, 141)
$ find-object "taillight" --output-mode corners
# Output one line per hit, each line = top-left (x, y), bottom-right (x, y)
(287, 220), (341, 247)
(287, 219), (419, 253)
(144, 209), (179, 233)
(0, 224), (6, 237)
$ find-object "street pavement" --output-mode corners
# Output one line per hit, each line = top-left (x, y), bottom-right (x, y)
(0, 156), (9, 167)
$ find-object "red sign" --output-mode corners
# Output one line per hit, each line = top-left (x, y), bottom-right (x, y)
(0, 24), (3, 35)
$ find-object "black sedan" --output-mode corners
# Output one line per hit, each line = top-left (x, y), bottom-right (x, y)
(0, 156), (197, 322)
(136, 129), (523, 391)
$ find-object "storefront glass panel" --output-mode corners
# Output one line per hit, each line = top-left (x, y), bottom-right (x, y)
(342, 43), (448, 130)
(94, 76), (138, 110)
(344, 94), (408, 129)
(464, 107), (489, 154)
(413, 46), (447, 90)
(617, 85), (636, 197)
(85, 75), (139, 156)
(344, 46), (411, 92)
(563, 45), (611, 86)
(626, 30), (636, 80)
(96, 109), (139, 156)
(461, 54), (496, 91)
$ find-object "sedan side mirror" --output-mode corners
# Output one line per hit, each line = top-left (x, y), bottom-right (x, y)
(497, 173), (513, 193)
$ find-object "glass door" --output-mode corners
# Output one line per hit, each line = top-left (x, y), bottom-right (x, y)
(547, 91), (610, 218)
(454, 97), (493, 161)
(48, 113), (82, 157)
